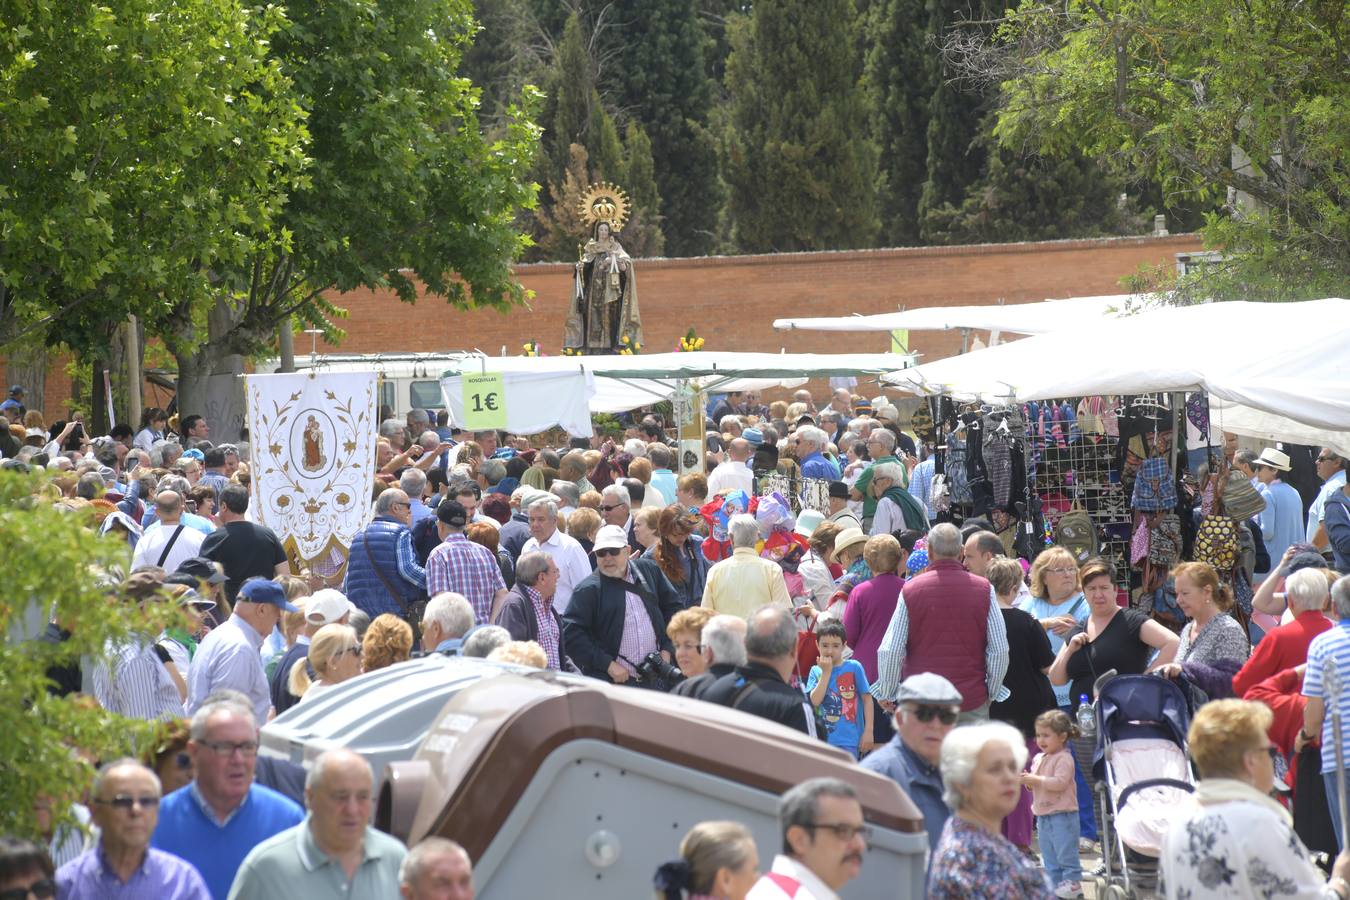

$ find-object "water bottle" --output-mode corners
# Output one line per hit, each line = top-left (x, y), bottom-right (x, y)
(1076, 694), (1096, 740)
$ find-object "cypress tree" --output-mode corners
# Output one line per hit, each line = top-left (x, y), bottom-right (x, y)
(867, 0), (933, 246)
(722, 0), (880, 252)
(603, 0), (723, 257)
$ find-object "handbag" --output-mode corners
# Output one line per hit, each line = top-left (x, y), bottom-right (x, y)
(1220, 471), (1267, 521)
(1131, 456), (1177, 512)
(1194, 514), (1241, 572)
(1056, 505), (1098, 564)
(1147, 512), (1181, 567)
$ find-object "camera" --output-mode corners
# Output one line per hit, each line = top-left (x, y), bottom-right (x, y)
(634, 651), (684, 691)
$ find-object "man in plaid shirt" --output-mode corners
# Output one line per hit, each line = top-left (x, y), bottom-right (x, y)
(425, 500), (508, 624)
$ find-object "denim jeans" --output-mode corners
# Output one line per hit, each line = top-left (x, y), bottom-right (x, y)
(1038, 811), (1083, 887)
(1324, 771), (1349, 851)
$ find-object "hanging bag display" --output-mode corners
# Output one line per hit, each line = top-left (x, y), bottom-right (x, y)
(1147, 512), (1182, 567)
(1193, 514), (1241, 572)
(1220, 471), (1267, 521)
(1056, 504), (1099, 564)
(1130, 456), (1178, 512)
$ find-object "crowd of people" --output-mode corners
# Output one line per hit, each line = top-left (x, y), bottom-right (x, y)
(6, 379), (1350, 899)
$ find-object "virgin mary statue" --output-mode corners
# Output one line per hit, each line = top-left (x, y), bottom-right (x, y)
(563, 183), (643, 354)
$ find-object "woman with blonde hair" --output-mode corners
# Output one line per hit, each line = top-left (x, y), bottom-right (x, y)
(632, 506), (662, 554)
(362, 613), (413, 672)
(487, 639), (547, 669)
(666, 606), (717, 680)
(652, 820), (759, 900)
(1018, 547), (1089, 712)
(567, 506), (603, 558)
(1152, 561), (1250, 701)
(1160, 699), (1350, 899)
(290, 623), (361, 704)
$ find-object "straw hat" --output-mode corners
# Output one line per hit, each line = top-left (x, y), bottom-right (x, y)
(833, 527), (868, 557)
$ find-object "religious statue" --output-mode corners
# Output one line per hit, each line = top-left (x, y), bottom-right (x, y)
(301, 415), (326, 472)
(563, 182), (643, 354)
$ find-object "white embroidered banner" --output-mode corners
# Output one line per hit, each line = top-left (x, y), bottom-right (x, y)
(244, 371), (378, 583)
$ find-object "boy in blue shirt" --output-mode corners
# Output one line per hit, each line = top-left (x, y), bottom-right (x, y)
(806, 620), (873, 758)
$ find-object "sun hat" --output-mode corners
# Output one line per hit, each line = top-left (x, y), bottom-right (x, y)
(1254, 448), (1292, 472)
(593, 524), (629, 552)
(794, 510), (825, 537)
(833, 526), (868, 557)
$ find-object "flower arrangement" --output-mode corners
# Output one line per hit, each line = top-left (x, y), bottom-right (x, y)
(561, 347), (581, 357)
(678, 328), (705, 352)
(522, 341), (541, 357)
(617, 334), (642, 356)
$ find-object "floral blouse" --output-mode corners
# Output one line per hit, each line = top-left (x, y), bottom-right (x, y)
(1161, 791), (1330, 899)
(928, 816), (1053, 900)
(1177, 613), (1250, 667)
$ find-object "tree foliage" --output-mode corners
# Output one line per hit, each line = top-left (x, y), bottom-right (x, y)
(867, 0), (934, 246)
(0, 473), (169, 837)
(0, 0), (307, 355)
(156, 0), (542, 415)
(722, 0), (881, 252)
(603, 0), (722, 256)
(980, 0), (1350, 297)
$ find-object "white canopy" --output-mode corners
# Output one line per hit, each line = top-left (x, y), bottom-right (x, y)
(772, 294), (1149, 335)
(440, 350), (915, 421)
(882, 298), (1350, 433)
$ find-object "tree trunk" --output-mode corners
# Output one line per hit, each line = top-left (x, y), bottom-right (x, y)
(3, 343), (47, 416)
(173, 298), (247, 444)
(125, 317), (142, 432)
(278, 316), (296, 373)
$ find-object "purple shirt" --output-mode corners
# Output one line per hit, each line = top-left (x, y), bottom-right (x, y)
(57, 845), (211, 900)
(841, 572), (904, 681)
(615, 589), (659, 677)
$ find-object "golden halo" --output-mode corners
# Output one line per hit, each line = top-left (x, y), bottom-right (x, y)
(577, 182), (631, 233)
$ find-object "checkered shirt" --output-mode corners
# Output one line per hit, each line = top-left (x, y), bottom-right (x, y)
(425, 533), (506, 624)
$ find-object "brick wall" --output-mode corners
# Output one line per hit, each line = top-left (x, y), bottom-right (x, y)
(9, 234), (1200, 414)
(327, 234), (1199, 367)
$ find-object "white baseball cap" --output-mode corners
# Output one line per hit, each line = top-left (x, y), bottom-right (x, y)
(306, 588), (355, 625)
(593, 524), (629, 552)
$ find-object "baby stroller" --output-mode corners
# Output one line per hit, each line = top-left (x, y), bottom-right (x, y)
(1088, 673), (1196, 899)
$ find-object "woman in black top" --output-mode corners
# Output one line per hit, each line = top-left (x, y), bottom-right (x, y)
(1050, 559), (1180, 703)
(986, 557), (1057, 852)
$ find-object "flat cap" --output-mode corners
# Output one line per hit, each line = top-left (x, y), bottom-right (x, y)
(895, 672), (963, 706)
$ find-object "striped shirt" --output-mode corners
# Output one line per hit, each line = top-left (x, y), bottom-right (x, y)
(616, 588), (660, 677)
(869, 583), (1011, 705)
(1302, 621), (1350, 773)
(91, 637), (184, 720)
(526, 585), (562, 670)
(425, 533), (506, 624)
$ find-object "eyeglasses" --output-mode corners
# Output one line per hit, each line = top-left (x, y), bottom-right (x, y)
(595, 546), (625, 558)
(0, 878), (55, 900)
(339, 645), (361, 658)
(392, 501), (411, 509)
(94, 794), (160, 811)
(200, 740), (259, 757)
(1318, 455), (1337, 463)
(802, 822), (872, 842)
(907, 705), (960, 725)
(599, 504), (625, 512)
(1048, 567), (1078, 576)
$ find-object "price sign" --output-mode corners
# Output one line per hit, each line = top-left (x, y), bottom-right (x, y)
(461, 373), (507, 430)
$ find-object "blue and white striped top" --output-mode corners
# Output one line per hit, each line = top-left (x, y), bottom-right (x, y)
(1302, 620), (1350, 773)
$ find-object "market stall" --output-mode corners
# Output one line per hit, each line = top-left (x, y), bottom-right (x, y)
(877, 298), (1350, 616)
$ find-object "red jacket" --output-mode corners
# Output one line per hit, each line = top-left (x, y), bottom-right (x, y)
(903, 559), (993, 711)
(1232, 610), (1331, 698)
(1244, 666), (1308, 800)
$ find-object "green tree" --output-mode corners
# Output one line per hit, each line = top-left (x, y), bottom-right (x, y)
(617, 123), (666, 258)
(982, 0), (1350, 298)
(921, 120), (1148, 243)
(604, 0), (722, 256)
(722, 0), (881, 252)
(460, 0), (547, 124)
(867, 0), (934, 245)
(156, 0), (541, 416)
(915, 0), (997, 242)
(0, 473), (169, 836)
(0, 0), (306, 376)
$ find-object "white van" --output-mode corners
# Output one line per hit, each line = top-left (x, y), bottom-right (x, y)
(256, 353), (475, 420)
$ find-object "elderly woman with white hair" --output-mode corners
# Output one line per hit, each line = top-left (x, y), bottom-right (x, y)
(1231, 566), (1332, 697)
(928, 721), (1053, 900)
(868, 460), (929, 534)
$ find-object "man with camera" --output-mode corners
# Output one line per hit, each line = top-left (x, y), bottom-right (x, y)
(561, 524), (682, 686)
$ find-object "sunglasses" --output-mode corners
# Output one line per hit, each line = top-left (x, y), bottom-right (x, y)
(907, 705), (959, 725)
(599, 504), (625, 512)
(0, 879), (55, 900)
(94, 794), (160, 811)
(595, 547), (625, 558)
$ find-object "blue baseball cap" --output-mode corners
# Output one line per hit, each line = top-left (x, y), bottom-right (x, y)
(238, 578), (298, 611)
(742, 427), (764, 446)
